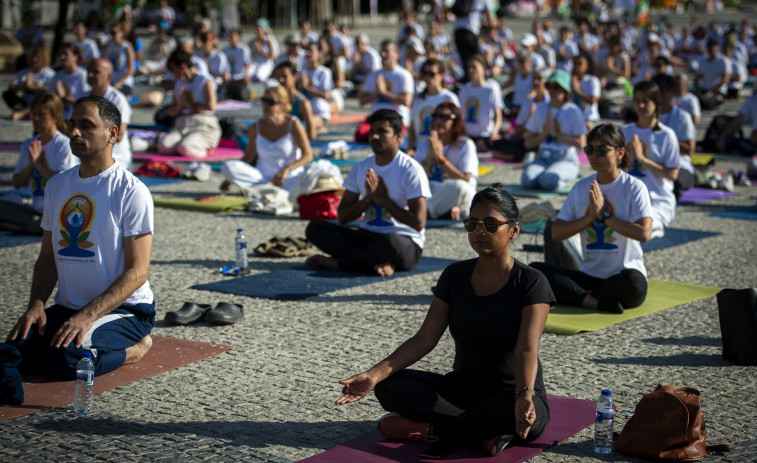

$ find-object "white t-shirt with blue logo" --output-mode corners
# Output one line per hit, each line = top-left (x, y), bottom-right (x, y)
(557, 171), (652, 279)
(459, 78), (504, 138)
(343, 151), (431, 249)
(41, 163), (154, 310)
(410, 89), (460, 148)
(14, 131), (79, 212)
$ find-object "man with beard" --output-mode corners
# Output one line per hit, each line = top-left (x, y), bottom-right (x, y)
(305, 109), (430, 276)
(4, 96), (154, 383)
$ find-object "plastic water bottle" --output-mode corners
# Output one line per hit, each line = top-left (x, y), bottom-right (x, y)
(235, 228), (248, 270)
(73, 352), (94, 414)
(594, 389), (614, 454)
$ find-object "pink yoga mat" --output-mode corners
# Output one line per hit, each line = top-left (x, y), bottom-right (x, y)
(216, 99), (254, 111)
(330, 113), (368, 124)
(297, 395), (594, 463)
(0, 143), (22, 152)
(133, 144), (243, 163)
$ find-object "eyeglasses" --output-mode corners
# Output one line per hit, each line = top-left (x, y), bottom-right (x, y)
(421, 70), (438, 77)
(260, 97), (280, 106)
(584, 145), (618, 157)
(462, 218), (509, 233)
(431, 113), (455, 121)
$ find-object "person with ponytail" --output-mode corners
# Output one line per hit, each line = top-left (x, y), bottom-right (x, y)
(621, 80), (680, 239)
(1, 94), (78, 234)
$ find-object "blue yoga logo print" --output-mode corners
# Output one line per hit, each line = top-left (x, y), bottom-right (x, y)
(585, 202), (618, 250)
(464, 96), (480, 123)
(627, 139), (648, 178)
(57, 194), (96, 257)
(366, 202), (393, 227)
(419, 106), (434, 135)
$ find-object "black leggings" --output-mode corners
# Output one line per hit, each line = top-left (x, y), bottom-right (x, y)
(673, 169), (695, 200)
(454, 28), (479, 83)
(305, 220), (422, 273)
(374, 369), (550, 444)
(530, 262), (647, 309)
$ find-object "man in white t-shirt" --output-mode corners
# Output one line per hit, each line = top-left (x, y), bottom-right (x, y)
(695, 39), (731, 110)
(359, 40), (415, 126)
(305, 109), (431, 276)
(5, 96), (154, 381)
(78, 59), (132, 169)
(350, 34), (381, 86)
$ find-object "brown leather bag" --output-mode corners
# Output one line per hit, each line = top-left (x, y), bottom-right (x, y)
(615, 384), (723, 461)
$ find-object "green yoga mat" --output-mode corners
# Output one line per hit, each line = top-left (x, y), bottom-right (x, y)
(503, 183), (572, 199)
(544, 280), (721, 335)
(153, 196), (249, 212)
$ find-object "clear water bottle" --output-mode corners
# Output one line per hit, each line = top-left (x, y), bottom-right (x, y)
(594, 389), (614, 454)
(235, 228), (248, 270)
(73, 352), (94, 414)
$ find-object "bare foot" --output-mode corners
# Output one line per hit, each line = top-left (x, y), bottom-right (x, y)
(124, 335), (152, 365)
(305, 254), (339, 270)
(374, 263), (395, 277)
(450, 206), (462, 221)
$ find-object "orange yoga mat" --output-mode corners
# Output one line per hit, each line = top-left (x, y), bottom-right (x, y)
(0, 335), (233, 421)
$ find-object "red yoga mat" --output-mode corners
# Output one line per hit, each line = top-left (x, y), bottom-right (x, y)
(0, 336), (233, 422)
(297, 395), (595, 463)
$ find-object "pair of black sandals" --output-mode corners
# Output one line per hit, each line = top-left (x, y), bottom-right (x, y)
(164, 302), (244, 325)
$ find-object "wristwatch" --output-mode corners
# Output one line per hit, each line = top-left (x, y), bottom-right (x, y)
(600, 210), (612, 223)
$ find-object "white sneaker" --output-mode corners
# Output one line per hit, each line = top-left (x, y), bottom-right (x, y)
(522, 151), (536, 166)
(194, 163), (211, 182)
(720, 174), (735, 192)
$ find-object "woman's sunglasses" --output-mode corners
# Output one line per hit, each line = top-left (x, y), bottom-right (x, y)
(584, 145), (618, 157)
(260, 97), (280, 106)
(462, 218), (509, 233)
(431, 113), (455, 121)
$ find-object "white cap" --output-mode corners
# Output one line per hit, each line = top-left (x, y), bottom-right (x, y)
(520, 33), (538, 47)
(407, 37), (425, 55)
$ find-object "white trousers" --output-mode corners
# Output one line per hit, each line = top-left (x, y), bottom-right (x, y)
(427, 179), (476, 219)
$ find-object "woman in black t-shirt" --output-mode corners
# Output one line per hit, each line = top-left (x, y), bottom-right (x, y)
(335, 184), (555, 457)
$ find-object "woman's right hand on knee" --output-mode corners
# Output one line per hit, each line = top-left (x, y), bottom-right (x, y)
(335, 372), (378, 405)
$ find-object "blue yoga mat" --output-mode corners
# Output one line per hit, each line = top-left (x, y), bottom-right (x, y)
(0, 187), (30, 197)
(136, 176), (185, 188)
(710, 209), (757, 221)
(191, 256), (456, 300)
(641, 227), (720, 252)
(311, 141), (372, 152)
(0, 230), (41, 249)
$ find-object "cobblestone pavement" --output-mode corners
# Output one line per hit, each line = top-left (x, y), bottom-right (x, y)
(1, 8), (756, 462)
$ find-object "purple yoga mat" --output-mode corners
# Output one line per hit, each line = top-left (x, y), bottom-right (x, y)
(297, 395), (594, 463)
(678, 187), (737, 204)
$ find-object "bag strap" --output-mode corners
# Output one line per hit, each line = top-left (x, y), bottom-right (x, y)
(706, 444), (732, 453)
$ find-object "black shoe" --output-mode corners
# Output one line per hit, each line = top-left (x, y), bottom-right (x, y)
(205, 302), (244, 325)
(598, 300), (624, 314)
(165, 302), (212, 325)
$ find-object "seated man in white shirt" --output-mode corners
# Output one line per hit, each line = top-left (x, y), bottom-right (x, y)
(359, 40), (415, 128)
(695, 38), (731, 110)
(5, 96), (154, 382)
(305, 109), (431, 277)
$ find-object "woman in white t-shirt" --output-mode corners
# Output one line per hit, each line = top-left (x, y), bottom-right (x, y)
(521, 69), (587, 191)
(458, 55), (503, 152)
(298, 42), (334, 136)
(621, 81), (680, 239)
(48, 43), (90, 120)
(415, 102), (478, 220)
(407, 58), (460, 156)
(570, 55), (601, 129)
(2, 94), (78, 234)
(532, 124), (652, 314)
(158, 50), (222, 158)
(103, 23), (136, 95)
(248, 20), (278, 82)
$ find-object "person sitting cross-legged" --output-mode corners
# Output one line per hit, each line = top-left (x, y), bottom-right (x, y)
(335, 184), (554, 457)
(3, 95), (154, 382)
(305, 109), (431, 277)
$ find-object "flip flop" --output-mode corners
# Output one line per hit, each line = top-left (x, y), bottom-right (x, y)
(253, 235), (282, 255)
(267, 241), (298, 257)
(284, 236), (314, 256)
